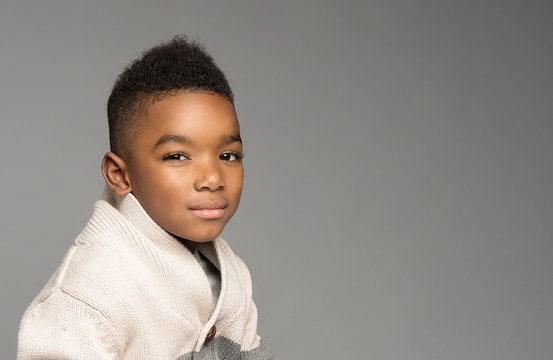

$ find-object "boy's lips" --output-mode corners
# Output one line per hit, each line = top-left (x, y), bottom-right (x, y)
(189, 200), (227, 219)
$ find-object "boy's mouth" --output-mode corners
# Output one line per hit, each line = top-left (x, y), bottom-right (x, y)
(189, 200), (227, 219)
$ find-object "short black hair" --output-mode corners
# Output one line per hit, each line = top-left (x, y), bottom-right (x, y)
(107, 35), (234, 157)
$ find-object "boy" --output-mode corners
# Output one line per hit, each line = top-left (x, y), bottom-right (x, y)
(18, 36), (273, 360)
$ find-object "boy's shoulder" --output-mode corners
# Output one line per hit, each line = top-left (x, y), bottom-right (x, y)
(18, 238), (133, 357)
(21, 236), (136, 321)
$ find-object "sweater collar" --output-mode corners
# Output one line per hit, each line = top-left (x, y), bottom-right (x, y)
(101, 186), (194, 254)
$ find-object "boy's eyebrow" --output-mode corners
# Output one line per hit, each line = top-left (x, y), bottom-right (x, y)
(154, 134), (242, 148)
(154, 134), (192, 148)
(224, 134), (242, 144)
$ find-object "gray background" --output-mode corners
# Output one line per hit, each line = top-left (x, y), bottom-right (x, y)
(1, 0), (552, 358)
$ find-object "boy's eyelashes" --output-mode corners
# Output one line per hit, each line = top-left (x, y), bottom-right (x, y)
(161, 151), (244, 162)
(219, 152), (244, 161)
(163, 152), (189, 161)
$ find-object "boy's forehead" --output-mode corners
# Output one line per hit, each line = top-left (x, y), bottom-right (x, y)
(132, 92), (240, 146)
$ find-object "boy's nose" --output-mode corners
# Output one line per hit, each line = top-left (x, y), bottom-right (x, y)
(194, 160), (225, 191)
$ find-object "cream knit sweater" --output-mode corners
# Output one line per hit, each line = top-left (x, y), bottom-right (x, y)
(17, 190), (272, 359)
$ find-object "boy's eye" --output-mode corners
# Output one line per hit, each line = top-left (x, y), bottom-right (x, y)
(219, 152), (243, 161)
(163, 153), (188, 161)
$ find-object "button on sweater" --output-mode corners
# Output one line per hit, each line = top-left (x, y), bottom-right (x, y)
(17, 189), (272, 359)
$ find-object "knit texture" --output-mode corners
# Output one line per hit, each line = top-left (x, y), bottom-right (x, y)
(17, 189), (272, 359)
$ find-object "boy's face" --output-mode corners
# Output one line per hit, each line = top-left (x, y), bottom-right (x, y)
(125, 92), (243, 243)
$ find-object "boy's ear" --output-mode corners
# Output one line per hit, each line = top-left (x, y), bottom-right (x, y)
(101, 152), (132, 196)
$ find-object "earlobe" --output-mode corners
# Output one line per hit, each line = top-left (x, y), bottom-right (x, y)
(101, 152), (132, 196)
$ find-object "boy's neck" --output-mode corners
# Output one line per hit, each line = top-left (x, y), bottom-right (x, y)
(175, 236), (199, 253)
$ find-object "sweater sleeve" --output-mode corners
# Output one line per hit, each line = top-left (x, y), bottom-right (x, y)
(18, 289), (121, 360)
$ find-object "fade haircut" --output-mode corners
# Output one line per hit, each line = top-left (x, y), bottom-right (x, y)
(107, 35), (234, 157)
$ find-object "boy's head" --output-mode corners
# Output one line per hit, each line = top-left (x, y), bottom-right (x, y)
(102, 36), (243, 248)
